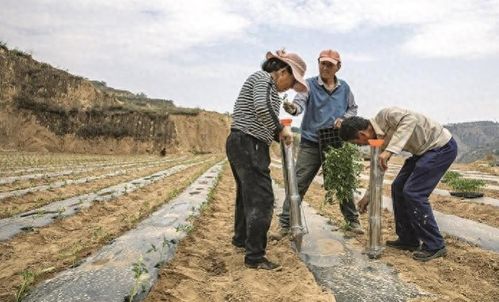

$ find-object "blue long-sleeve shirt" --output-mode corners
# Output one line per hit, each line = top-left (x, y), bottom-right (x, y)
(291, 76), (358, 143)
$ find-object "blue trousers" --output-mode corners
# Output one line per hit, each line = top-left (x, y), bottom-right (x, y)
(391, 138), (457, 251)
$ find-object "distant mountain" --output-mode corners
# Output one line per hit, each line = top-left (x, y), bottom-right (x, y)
(445, 121), (499, 163)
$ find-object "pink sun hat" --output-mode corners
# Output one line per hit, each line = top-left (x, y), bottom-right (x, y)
(266, 49), (308, 93)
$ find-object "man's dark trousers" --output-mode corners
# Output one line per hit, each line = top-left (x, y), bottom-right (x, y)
(226, 130), (274, 264)
(391, 138), (457, 251)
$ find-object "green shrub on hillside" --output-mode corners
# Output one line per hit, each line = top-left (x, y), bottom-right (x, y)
(11, 48), (31, 58)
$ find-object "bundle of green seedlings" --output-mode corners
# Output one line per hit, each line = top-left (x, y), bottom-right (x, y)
(442, 171), (486, 195)
(322, 143), (362, 205)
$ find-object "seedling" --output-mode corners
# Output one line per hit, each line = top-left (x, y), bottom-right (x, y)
(340, 221), (352, 232)
(127, 256), (149, 302)
(15, 270), (36, 302)
(448, 178), (486, 193)
(175, 224), (193, 234)
(442, 171), (462, 183)
(146, 236), (171, 267)
(322, 143), (362, 205)
(92, 226), (105, 240)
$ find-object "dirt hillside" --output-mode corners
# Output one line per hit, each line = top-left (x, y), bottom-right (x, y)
(0, 45), (230, 155)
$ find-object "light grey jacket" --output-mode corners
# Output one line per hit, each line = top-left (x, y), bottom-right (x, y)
(371, 107), (452, 156)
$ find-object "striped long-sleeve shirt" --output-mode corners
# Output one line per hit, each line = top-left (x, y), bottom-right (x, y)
(231, 71), (283, 145)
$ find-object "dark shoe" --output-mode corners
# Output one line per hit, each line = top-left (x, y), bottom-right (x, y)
(231, 239), (245, 248)
(346, 222), (364, 234)
(386, 239), (420, 252)
(413, 247), (447, 262)
(244, 258), (281, 270)
(279, 227), (290, 237)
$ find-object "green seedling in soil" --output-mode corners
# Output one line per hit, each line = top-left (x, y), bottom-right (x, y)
(168, 188), (181, 199)
(442, 171), (462, 183)
(92, 226), (106, 240)
(34, 209), (46, 219)
(15, 270), (36, 302)
(448, 178), (486, 193)
(146, 236), (172, 268)
(175, 224), (193, 234)
(56, 206), (66, 217)
(340, 221), (352, 231)
(127, 256), (149, 302)
(198, 201), (210, 213)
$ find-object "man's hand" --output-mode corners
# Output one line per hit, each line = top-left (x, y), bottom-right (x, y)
(334, 118), (343, 128)
(358, 194), (369, 213)
(280, 126), (294, 145)
(283, 101), (297, 115)
(378, 150), (392, 171)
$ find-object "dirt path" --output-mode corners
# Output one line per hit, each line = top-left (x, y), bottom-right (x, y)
(270, 168), (499, 302)
(0, 159), (220, 302)
(145, 166), (334, 302)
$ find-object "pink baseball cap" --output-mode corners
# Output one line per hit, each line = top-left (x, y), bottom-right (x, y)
(319, 49), (341, 65)
(266, 49), (308, 93)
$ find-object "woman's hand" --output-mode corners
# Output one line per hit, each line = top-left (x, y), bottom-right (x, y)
(280, 126), (294, 145)
(283, 101), (297, 115)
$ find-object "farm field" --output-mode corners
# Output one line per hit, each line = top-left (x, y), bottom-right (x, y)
(0, 151), (497, 301)
(270, 154), (499, 301)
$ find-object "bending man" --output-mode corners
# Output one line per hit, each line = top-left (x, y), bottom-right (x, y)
(339, 107), (457, 261)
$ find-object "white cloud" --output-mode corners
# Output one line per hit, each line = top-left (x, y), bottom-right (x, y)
(401, 8), (499, 58)
(3, 0), (498, 61)
(233, 0), (499, 58)
(0, 0), (250, 59)
(342, 52), (375, 62)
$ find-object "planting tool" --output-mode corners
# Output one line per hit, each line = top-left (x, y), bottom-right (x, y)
(366, 139), (384, 259)
(279, 119), (307, 251)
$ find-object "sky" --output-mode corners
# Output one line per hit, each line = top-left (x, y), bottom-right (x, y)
(1, 0), (498, 125)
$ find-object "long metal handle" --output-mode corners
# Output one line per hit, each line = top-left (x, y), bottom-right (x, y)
(280, 141), (307, 251)
(367, 140), (384, 259)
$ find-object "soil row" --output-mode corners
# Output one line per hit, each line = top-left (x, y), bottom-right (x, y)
(270, 167), (499, 302)
(0, 155), (205, 218)
(0, 158), (221, 302)
(144, 165), (333, 302)
(0, 151), (147, 170)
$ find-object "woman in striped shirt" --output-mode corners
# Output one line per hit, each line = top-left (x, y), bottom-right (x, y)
(226, 50), (308, 270)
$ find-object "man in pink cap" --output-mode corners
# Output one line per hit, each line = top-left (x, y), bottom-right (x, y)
(280, 49), (363, 234)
